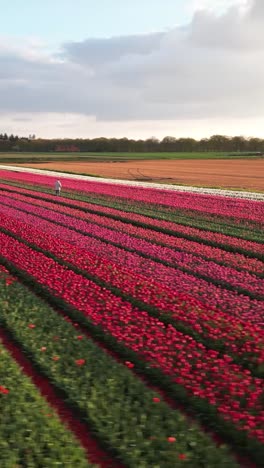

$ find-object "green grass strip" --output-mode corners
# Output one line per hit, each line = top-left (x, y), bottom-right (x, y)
(1, 151), (262, 161)
(0, 342), (90, 467)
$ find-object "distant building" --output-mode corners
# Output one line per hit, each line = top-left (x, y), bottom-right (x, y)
(55, 145), (80, 152)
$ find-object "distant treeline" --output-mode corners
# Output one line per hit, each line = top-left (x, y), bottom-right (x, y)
(0, 133), (264, 153)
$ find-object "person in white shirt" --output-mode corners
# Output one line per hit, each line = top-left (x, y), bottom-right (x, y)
(54, 180), (62, 196)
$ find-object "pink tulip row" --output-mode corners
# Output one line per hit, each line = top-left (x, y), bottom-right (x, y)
(0, 194), (263, 297)
(1, 210), (263, 367)
(0, 182), (263, 261)
(0, 169), (263, 224)
(0, 230), (263, 444)
(0, 201), (263, 325)
(1, 182), (263, 259)
(2, 188), (263, 276)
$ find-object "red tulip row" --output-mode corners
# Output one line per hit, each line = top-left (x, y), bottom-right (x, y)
(1, 230), (264, 445)
(1, 210), (264, 371)
(1, 182), (263, 259)
(0, 169), (263, 223)
(1, 201), (263, 325)
(2, 188), (263, 276)
(1, 194), (263, 298)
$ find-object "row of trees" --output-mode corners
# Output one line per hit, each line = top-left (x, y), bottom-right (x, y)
(0, 134), (264, 153)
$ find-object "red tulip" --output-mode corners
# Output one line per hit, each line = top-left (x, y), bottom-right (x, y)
(0, 386), (9, 394)
(75, 359), (85, 366)
(125, 361), (134, 369)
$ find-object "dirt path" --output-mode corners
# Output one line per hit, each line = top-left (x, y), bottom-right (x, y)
(8, 159), (264, 191)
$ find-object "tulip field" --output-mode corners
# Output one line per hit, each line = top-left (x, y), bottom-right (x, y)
(0, 168), (263, 467)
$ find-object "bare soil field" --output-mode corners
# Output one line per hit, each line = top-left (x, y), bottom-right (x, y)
(13, 159), (264, 191)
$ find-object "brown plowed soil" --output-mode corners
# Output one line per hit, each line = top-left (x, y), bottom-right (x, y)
(14, 159), (264, 191)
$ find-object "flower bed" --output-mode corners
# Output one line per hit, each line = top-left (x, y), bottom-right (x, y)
(0, 168), (263, 466)
(0, 194), (263, 299)
(1, 187), (263, 275)
(1, 233), (264, 452)
(0, 273), (238, 467)
(0, 199), (263, 325)
(1, 181), (263, 251)
(0, 169), (263, 223)
(0, 211), (264, 373)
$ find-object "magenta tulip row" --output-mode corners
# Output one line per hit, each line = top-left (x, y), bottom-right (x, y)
(0, 194), (263, 297)
(0, 230), (263, 444)
(1, 169), (263, 224)
(0, 201), (263, 325)
(2, 188), (263, 276)
(1, 182), (262, 258)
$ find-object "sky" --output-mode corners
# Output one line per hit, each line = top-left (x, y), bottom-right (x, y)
(1, 0), (264, 140)
(1, 0), (190, 42)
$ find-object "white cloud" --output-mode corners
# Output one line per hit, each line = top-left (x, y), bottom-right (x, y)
(0, 0), (264, 137)
(2, 111), (264, 139)
(188, 0), (247, 15)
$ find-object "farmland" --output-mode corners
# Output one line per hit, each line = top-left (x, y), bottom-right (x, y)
(8, 158), (264, 192)
(0, 167), (263, 467)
